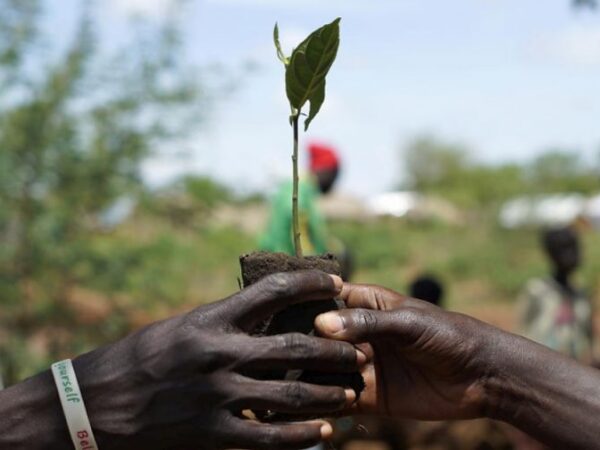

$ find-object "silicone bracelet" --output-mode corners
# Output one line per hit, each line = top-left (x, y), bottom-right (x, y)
(51, 359), (99, 450)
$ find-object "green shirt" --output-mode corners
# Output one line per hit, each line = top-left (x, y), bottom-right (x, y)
(260, 178), (328, 255)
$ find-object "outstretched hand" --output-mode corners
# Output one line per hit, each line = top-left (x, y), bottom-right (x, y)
(315, 284), (495, 421)
(315, 282), (600, 450)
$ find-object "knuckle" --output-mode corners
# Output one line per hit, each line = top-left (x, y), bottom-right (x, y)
(183, 302), (229, 329)
(263, 273), (294, 298)
(281, 333), (313, 356)
(283, 382), (309, 409)
(179, 330), (239, 373)
(356, 309), (378, 334)
(399, 308), (423, 335)
(449, 314), (479, 354)
(395, 307), (429, 345)
(398, 307), (423, 327)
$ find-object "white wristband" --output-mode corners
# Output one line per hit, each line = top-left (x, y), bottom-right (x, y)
(51, 359), (99, 450)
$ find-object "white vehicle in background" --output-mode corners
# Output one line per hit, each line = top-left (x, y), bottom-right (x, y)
(584, 194), (600, 229)
(367, 191), (464, 225)
(498, 193), (600, 229)
(368, 191), (421, 218)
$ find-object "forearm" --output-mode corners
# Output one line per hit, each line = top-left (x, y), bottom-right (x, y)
(486, 332), (600, 449)
(0, 343), (128, 450)
(0, 369), (71, 450)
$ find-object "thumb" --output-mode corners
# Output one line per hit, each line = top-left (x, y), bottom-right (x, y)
(316, 308), (422, 344)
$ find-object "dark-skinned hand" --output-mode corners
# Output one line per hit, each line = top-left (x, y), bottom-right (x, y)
(315, 282), (600, 449)
(0, 271), (362, 450)
(315, 283), (494, 421)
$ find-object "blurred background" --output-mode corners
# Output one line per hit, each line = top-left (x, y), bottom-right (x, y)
(1, 0), (600, 448)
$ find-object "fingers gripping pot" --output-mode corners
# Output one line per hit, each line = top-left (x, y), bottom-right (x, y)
(239, 251), (365, 420)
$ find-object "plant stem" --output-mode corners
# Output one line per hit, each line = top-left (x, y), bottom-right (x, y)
(291, 112), (303, 257)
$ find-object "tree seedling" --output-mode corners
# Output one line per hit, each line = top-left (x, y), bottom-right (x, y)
(239, 21), (364, 412)
(273, 18), (341, 257)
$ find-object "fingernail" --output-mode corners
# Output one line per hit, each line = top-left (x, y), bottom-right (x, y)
(344, 388), (357, 407)
(317, 312), (345, 335)
(356, 349), (367, 366)
(329, 275), (343, 292)
(320, 421), (333, 439)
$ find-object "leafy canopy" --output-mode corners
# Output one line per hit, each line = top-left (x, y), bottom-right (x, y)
(274, 18), (341, 130)
(401, 135), (600, 210)
(0, 0), (209, 381)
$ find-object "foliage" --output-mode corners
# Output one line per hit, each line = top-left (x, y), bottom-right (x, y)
(403, 135), (471, 191)
(330, 220), (600, 318)
(1, 216), (256, 382)
(528, 151), (599, 194)
(402, 135), (600, 210)
(274, 18), (341, 256)
(7, 195), (599, 382)
(275, 18), (341, 131)
(140, 176), (233, 229)
(1, 2), (597, 388)
(182, 175), (232, 210)
(0, 0), (207, 381)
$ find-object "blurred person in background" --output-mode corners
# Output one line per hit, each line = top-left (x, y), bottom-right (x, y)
(260, 142), (354, 280)
(409, 274), (445, 308)
(518, 226), (593, 363)
(260, 141), (339, 256)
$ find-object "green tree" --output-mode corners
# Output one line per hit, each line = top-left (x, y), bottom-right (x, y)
(183, 175), (232, 211)
(143, 175), (233, 228)
(403, 135), (470, 192)
(402, 136), (599, 212)
(0, 0), (206, 380)
(528, 150), (599, 194)
(401, 135), (521, 210)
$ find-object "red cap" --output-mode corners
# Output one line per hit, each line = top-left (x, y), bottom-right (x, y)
(308, 142), (340, 172)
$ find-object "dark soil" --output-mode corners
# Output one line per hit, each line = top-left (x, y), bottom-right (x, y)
(240, 251), (341, 286)
(239, 251), (365, 420)
(240, 252), (342, 337)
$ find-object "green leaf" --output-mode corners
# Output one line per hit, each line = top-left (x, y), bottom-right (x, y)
(273, 23), (289, 66)
(284, 18), (340, 130)
(304, 79), (325, 131)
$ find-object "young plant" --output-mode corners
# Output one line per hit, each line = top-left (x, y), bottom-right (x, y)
(274, 18), (341, 257)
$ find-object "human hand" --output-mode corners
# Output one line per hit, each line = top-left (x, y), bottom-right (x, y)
(315, 284), (496, 421)
(70, 271), (361, 450)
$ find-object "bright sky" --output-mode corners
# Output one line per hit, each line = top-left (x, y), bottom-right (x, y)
(56, 0), (600, 196)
